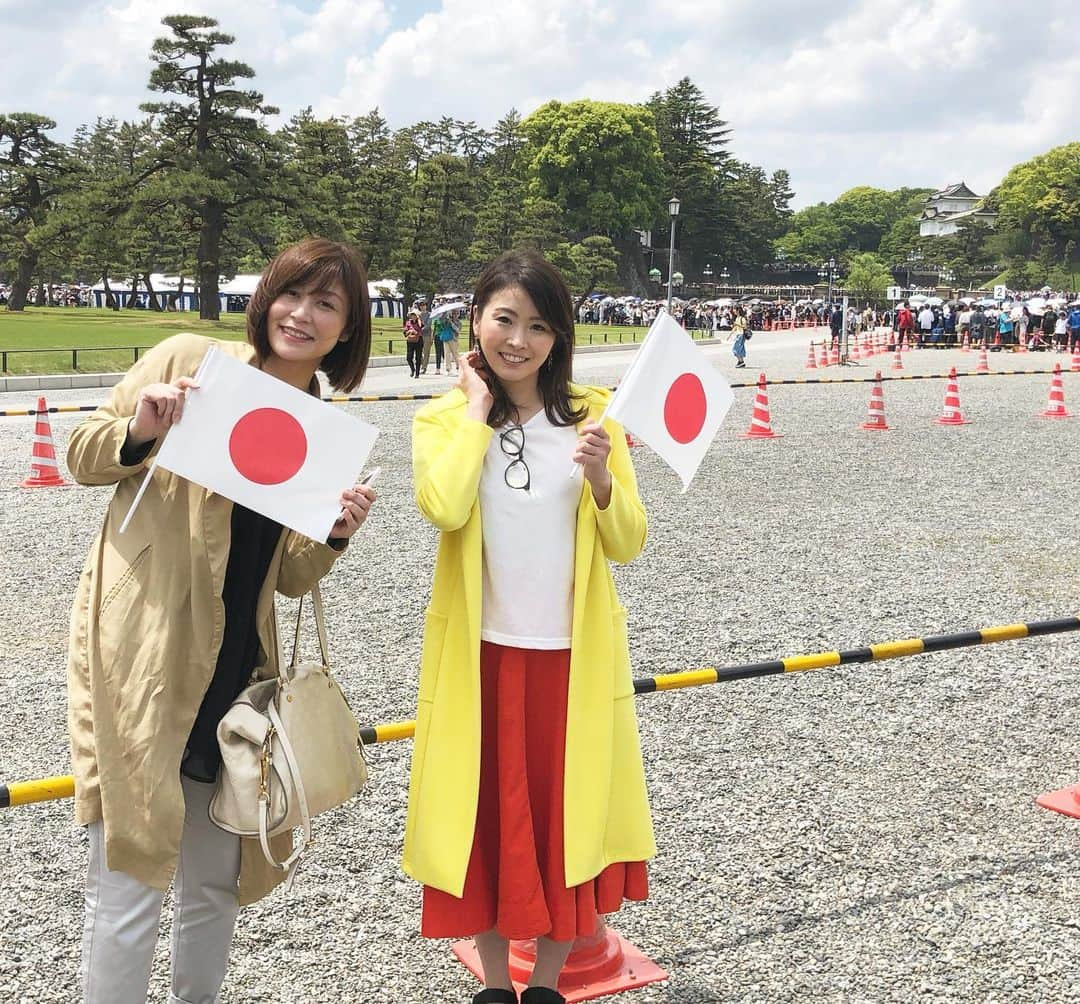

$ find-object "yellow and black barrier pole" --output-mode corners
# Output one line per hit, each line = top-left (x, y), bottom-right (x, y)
(4, 614), (1078, 809)
(635, 615), (1080, 692)
(0, 369), (1069, 418)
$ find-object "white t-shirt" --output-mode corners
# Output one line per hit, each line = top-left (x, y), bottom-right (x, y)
(479, 410), (582, 649)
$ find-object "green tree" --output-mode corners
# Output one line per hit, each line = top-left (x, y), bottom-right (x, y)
(521, 99), (664, 236)
(775, 202), (846, 263)
(140, 14), (280, 319)
(645, 78), (732, 278)
(877, 215), (923, 267)
(843, 252), (893, 304)
(549, 235), (620, 308)
(0, 114), (79, 311)
(990, 141), (1079, 287)
(720, 162), (793, 275)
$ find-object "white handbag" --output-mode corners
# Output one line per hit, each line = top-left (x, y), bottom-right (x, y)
(209, 584), (367, 875)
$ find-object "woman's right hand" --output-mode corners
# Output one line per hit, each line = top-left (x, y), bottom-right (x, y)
(127, 376), (199, 446)
(458, 350), (493, 422)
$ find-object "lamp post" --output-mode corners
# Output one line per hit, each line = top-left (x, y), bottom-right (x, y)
(905, 251), (922, 291)
(666, 196), (680, 313)
(818, 257), (837, 305)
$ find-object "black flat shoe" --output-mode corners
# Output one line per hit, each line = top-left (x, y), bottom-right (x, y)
(472, 990), (517, 1004)
(521, 989), (566, 1004)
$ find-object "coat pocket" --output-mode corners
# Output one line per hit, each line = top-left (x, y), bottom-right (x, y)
(612, 605), (634, 699)
(418, 609), (449, 704)
(99, 542), (152, 617)
(97, 542), (154, 679)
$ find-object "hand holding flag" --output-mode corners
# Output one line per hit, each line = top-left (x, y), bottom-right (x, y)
(120, 347), (379, 542)
(603, 313), (734, 491)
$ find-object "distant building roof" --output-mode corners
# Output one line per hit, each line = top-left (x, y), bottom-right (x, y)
(929, 181), (980, 201)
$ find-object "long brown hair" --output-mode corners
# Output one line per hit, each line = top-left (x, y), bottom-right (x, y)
(247, 237), (371, 392)
(472, 249), (587, 428)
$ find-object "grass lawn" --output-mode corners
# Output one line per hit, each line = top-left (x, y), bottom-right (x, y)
(0, 306), (670, 375)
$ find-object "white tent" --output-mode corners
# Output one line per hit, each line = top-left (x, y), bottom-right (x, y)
(90, 273), (404, 318)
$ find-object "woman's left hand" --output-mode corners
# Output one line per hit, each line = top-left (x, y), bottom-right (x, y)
(328, 484), (377, 540)
(574, 422), (612, 501)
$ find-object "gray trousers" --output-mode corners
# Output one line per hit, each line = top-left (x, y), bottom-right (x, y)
(81, 775), (241, 1004)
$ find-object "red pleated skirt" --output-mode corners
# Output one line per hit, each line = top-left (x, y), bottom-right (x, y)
(421, 642), (649, 942)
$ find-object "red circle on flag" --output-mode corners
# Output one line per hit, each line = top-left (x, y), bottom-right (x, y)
(663, 373), (707, 443)
(228, 408), (307, 485)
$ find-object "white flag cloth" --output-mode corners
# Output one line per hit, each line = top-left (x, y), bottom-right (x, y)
(121, 347), (378, 542)
(604, 313), (734, 491)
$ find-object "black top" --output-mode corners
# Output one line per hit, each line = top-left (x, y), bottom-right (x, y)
(182, 502), (283, 782)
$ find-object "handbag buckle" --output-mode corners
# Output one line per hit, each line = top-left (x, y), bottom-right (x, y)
(259, 725), (276, 798)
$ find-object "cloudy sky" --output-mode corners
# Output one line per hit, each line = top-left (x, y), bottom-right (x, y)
(3, 0), (1075, 208)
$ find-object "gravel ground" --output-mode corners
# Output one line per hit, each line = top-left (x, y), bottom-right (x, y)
(2, 332), (1079, 1003)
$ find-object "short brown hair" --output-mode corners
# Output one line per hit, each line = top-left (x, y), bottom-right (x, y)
(247, 237), (372, 392)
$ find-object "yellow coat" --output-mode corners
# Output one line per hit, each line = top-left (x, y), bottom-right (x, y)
(402, 384), (657, 896)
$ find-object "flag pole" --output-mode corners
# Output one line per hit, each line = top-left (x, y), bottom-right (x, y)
(568, 315), (664, 478)
(118, 346), (216, 533)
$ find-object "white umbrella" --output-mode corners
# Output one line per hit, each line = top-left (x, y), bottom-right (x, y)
(429, 301), (466, 319)
(1026, 296), (1047, 316)
(926, 296), (944, 306)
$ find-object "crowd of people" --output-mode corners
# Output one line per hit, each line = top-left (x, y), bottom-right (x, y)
(888, 298), (1080, 349)
(0, 282), (93, 307)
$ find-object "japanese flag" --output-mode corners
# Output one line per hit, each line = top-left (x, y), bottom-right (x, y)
(604, 312), (733, 491)
(121, 347), (378, 542)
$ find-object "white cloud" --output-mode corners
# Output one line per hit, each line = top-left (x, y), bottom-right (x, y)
(0, 0), (1075, 208)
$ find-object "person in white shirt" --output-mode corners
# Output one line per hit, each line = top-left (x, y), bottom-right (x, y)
(406, 249), (654, 1004)
(918, 305), (934, 343)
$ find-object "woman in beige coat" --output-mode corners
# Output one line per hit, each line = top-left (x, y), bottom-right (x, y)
(67, 238), (377, 1004)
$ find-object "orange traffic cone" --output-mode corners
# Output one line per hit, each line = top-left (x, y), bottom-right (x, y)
(850, 337), (861, 363)
(20, 397), (68, 487)
(890, 344), (904, 370)
(934, 367), (971, 426)
(805, 341), (817, 370)
(1037, 783), (1080, 819)
(1037, 363), (1073, 419)
(1071, 341), (1080, 373)
(975, 342), (990, 375)
(829, 340), (840, 366)
(624, 432), (643, 448)
(817, 342), (829, 368)
(739, 373), (782, 439)
(454, 921), (668, 1003)
(1017, 331), (1027, 353)
(960, 331), (970, 353)
(860, 371), (890, 430)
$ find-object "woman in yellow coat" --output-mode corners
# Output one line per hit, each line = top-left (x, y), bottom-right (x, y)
(404, 249), (656, 1004)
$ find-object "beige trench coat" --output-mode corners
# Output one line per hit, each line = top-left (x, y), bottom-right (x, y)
(67, 333), (343, 905)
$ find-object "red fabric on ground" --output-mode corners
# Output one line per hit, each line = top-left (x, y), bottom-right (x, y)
(421, 642), (648, 941)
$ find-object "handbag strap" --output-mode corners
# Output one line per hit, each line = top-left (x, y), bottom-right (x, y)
(258, 695), (313, 878)
(270, 584), (331, 686)
(290, 584), (330, 671)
